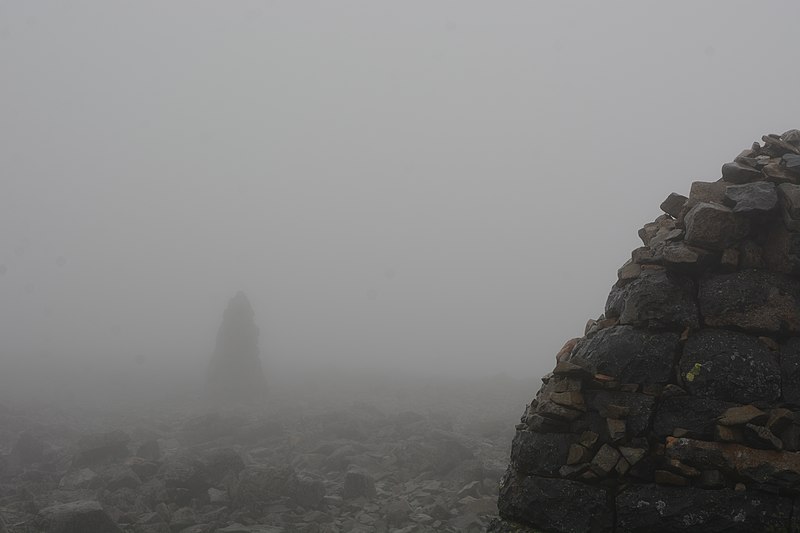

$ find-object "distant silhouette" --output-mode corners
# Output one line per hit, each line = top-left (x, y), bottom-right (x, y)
(205, 291), (267, 403)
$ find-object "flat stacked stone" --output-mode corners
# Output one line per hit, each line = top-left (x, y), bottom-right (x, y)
(491, 130), (800, 532)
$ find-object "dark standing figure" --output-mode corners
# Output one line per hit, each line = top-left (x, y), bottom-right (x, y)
(206, 291), (267, 403)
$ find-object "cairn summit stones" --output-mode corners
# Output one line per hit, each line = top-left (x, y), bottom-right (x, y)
(206, 291), (268, 403)
(491, 130), (800, 533)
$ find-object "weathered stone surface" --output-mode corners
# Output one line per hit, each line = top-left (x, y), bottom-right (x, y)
(666, 436), (800, 490)
(763, 222), (800, 274)
(684, 202), (749, 250)
(569, 326), (679, 385)
(743, 423), (782, 450)
(39, 500), (122, 533)
(605, 270), (698, 329)
(722, 161), (762, 184)
(679, 329), (780, 404)
(590, 444), (620, 476)
(509, 431), (574, 476)
(779, 183), (800, 219)
(661, 193), (688, 217)
(717, 405), (767, 426)
(781, 338), (800, 406)
(724, 181), (777, 214)
(689, 180), (727, 204)
(698, 270), (800, 334)
(616, 484), (792, 532)
(583, 390), (655, 437)
(653, 396), (734, 440)
(497, 475), (612, 533)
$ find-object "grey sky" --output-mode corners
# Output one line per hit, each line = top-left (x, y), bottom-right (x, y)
(1, 1), (798, 392)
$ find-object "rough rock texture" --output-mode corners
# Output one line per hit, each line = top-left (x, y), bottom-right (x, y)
(493, 130), (800, 532)
(206, 292), (268, 403)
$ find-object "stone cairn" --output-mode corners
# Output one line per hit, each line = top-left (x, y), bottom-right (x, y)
(206, 291), (268, 404)
(491, 130), (800, 532)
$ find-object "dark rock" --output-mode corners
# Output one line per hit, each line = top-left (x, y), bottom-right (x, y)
(497, 475), (612, 533)
(780, 183), (800, 219)
(569, 326), (679, 384)
(39, 500), (122, 533)
(605, 270), (699, 329)
(73, 430), (130, 468)
(590, 444), (620, 476)
(666, 436), (800, 490)
(654, 396), (734, 440)
(763, 222), (800, 274)
(688, 181), (727, 204)
(698, 270), (800, 334)
(718, 405), (767, 426)
(101, 464), (141, 492)
(206, 291), (268, 403)
(679, 329), (780, 404)
(722, 161), (762, 184)
(743, 423), (782, 450)
(616, 484), (792, 532)
(342, 470), (376, 500)
(509, 431), (574, 476)
(724, 181), (778, 214)
(583, 390), (655, 437)
(684, 202), (750, 250)
(781, 338), (800, 406)
(661, 193), (688, 217)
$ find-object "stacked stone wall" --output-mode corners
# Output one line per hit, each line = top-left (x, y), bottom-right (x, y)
(492, 130), (800, 532)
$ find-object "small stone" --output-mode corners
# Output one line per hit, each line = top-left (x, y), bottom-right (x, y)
(660, 193), (688, 217)
(743, 423), (783, 450)
(618, 447), (646, 466)
(555, 338), (580, 362)
(783, 154), (800, 171)
(673, 428), (690, 438)
(718, 405), (768, 426)
(552, 378), (582, 393)
(720, 248), (740, 271)
(767, 408), (794, 435)
(590, 445), (621, 476)
(558, 463), (589, 478)
(619, 384), (639, 393)
(724, 181), (778, 214)
(617, 260), (641, 284)
(567, 444), (591, 465)
(763, 134), (800, 156)
(782, 129), (800, 144)
(735, 483), (746, 492)
(684, 202), (750, 250)
(654, 470), (688, 486)
(607, 419), (626, 442)
(550, 391), (586, 411)
(553, 361), (592, 379)
(584, 319), (597, 336)
(579, 431), (599, 450)
(689, 180), (727, 204)
(615, 457), (631, 476)
(763, 162), (797, 183)
(722, 161), (762, 184)
(715, 424), (742, 443)
(667, 459), (700, 478)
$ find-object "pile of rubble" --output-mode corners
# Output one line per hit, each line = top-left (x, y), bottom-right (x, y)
(0, 374), (522, 532)
(491, 130), (800, 532)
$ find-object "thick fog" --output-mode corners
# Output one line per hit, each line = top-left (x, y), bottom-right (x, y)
(1, 1), (799, 402)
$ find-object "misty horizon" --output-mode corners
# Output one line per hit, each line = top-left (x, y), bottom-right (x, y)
(2, 2), (800, 401)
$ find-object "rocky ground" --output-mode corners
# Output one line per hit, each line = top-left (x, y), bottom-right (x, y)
(0, 371), (536, 532)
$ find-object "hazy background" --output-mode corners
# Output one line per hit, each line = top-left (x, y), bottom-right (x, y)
(1, 1), (798, 402)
